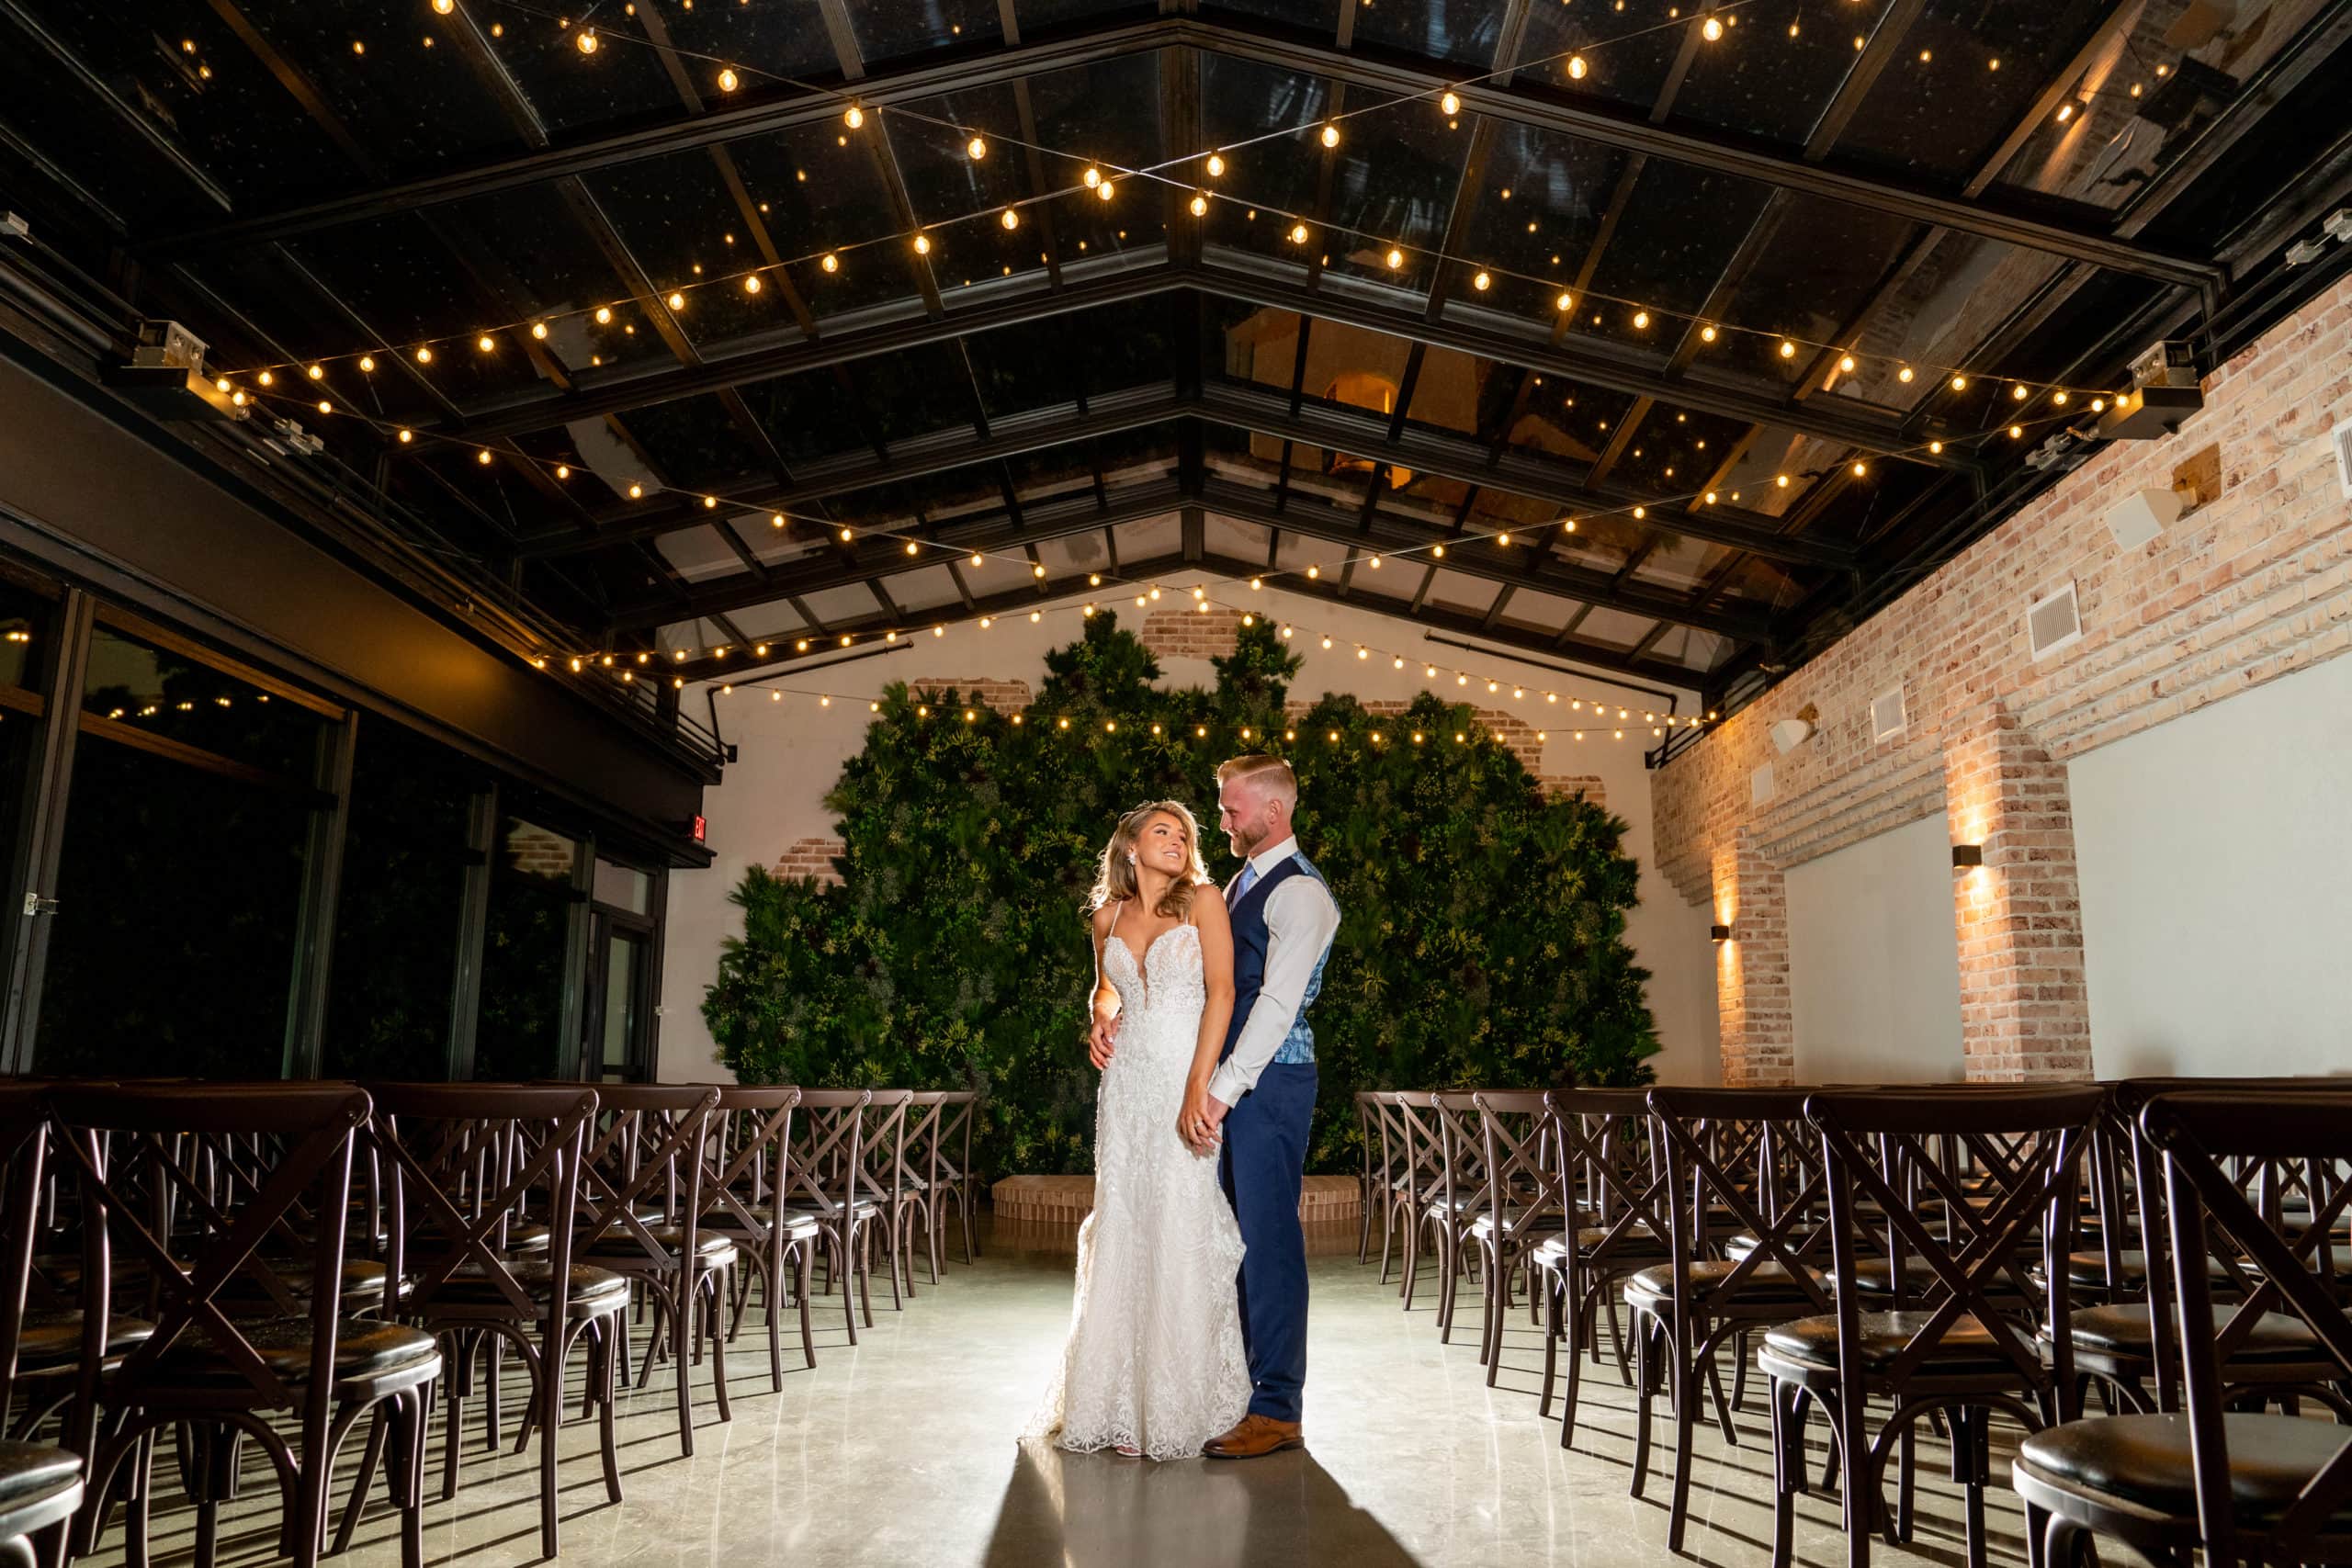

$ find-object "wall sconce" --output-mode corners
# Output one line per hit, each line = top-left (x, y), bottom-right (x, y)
(1951, 844), (1984, 870)
(1710, 923), (1733, 942)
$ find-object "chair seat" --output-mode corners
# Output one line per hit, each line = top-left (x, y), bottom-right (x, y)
(147, 1317), (441, 1390)
(776, 1197), (880, 1220)
(1465, 1209), (1566, 1240)
(1625, 1259), (1824, 1308)
(582, 1225), (738, 1268)
(2017, 1413), (2352, 1528)
(1762, 1311), (2026, 1380)
(707, 1208), (822, 1240)
(13, 1308), (155, 1370)
(0, 1439), (83, 1519)
(425, 1260), (630, 1315)
(2030, 1249), (2262, 1293)
(2051, 1303), (2326, 1366)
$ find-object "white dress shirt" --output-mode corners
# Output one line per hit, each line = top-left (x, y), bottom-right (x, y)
(1208, 834), (1341, 1109)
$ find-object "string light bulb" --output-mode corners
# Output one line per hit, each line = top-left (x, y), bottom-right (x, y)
(594, 306), (613, 323)
(1556, 291), (1574, 311)
(1778, 339), (1796, 358)
(1898, 366), (1914, 383)
(743, 274), (763, 294)
(1319, 123), (1340, 149)
(1205, 152), (1226, 177)
(414, 346), (432, 363)
(1838, 353), (1857, 373)
(575, 28), (596, 53)
(1289, 222), (1309, 244)
(1951, 374), (1968, 391)
(820, 253), (839, 273)
(1441, 90), (1461, 115)
(1001, 208), (1020, 230)
(1190, 192), (1208, 217)
(1096, 180), (1114, 201)
(665, 291), (684, 310)
(844, 104), (865, 130)
(1385, 246), (1404, 269)
(1083, 166), (1102, 188)
(1568, 54), (1588, 78)
(434, 0), (453, 11)
(967, 134), (988, 160)
(1472, 270), (1491, 290)
(1633, 310), (1649, 329)
(1702, 15), (1722, 39)
(358, 355), (375, 372)
(718, 67), (739, 93)
(307, 364), (324, 380)
(913, 232), (931, 254)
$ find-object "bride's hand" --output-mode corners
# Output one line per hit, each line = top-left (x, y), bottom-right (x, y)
(1088, 1011), (1119, 1069)
(1179, 1084), (1221, 1155)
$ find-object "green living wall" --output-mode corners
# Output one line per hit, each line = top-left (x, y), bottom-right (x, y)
(704, 614), (1657, 1178)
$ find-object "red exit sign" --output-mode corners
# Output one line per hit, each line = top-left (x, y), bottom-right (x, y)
(692, 814), (707, 843)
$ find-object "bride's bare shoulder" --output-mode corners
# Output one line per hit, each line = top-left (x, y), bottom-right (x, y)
(1089, 900), (1118, 938)
(1188, 883), (1231, 933)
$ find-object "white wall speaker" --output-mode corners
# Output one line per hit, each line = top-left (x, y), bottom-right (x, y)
(1770, 717), (1815, 754)
(2105, 486), (2185, 550)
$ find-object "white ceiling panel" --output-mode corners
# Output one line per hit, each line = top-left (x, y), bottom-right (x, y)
(1424, 569), (1498, 614)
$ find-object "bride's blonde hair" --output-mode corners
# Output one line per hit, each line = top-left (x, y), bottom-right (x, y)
(1088, 801), (1211, 919)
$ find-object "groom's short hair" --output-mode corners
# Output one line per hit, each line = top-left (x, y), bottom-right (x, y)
(1216, 753), (1297, 807)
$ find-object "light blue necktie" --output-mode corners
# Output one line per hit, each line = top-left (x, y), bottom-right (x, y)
(1228, 862), (1259, 908)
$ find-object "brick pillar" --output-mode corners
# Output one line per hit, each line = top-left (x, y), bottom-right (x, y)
(1713, 827), (1792, 1086)
(1943, 706), (2093, 1082)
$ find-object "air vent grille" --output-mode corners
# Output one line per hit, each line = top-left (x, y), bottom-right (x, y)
(1871, 688), (1906, 743)
(2332, 416), (2352, 500)
(2029, 581), (2084, 661)
(1750, 762), (1776, 806)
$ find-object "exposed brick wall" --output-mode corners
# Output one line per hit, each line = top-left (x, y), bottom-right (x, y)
(1945, 706), (2092, 1081)
(1139, 606), (1243, 660)
(909, 677), (1032, 710)
(1713, 829), (1792, 1086)
(1654, 273), (2352, 1084)
(773, 836), (845, 886)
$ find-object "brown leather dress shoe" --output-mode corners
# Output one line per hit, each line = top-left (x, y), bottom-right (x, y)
(1203, 1414), (1304, 1460)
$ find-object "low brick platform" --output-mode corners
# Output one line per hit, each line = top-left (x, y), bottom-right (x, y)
(992, 1173), (1361, 1227)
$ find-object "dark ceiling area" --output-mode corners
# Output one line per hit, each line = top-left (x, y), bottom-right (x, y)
(3, 0), (2347, 720)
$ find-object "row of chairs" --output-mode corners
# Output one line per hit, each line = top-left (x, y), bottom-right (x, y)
(0, 1079), (980, 1568)
(1350, 1080), (2352, 1568)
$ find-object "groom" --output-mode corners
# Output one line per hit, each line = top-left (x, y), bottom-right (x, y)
(1184, 755), (1340, 1460)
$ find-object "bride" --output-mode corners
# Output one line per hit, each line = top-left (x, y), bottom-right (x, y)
(1030, 800), (1253, 1460)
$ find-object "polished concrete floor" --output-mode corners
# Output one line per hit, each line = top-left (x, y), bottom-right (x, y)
(85, 1224), (2058, 1568)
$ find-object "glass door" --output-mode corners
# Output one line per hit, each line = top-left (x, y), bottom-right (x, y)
(585, 918), (652, 1082)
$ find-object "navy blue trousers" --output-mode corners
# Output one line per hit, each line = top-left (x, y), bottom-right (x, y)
(1218, 1061), (1317, 1424)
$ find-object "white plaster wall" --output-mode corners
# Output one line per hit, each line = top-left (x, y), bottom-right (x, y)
(1783, 813), (1966, 1085)
(2072, 651), (2352, 1079)
(654, 581), (1718, 1085)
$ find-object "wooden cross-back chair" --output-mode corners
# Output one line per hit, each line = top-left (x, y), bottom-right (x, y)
(1464, 1091), (1566, 1382)
(856, 1091), (919, 1306)
(1387, 1093), (1447, 1309)
(350, 1082), (621, 1562)
(924, 1090), (981, 1267)
(697, 1085), (817, 1386)
(783, 1089), (883, 1343)
(51, 1083), (441, 1568)
(1758, 1085), (2104, 1568)
(0, 1086), (83, 1568)
(1424, 1092), (1494, 1347)
(1533, 1087), (1670, 1448)
(2018, 1087), (2352, 1568)
(1629, 1088), (1835, 1553)
(575, 1084), (732, 1458)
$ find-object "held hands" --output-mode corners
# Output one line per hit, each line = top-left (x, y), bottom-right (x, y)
(1088, 1010), (1120, 1070)
(1179, 1083), (1229, 1156)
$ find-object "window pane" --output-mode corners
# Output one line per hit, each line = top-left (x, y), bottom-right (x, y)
(36, 739), (311, 1077)
(82, 623), (328, 779)
(325, 725), (481, 1080)
(475, 818), (577, 1080)
(593, 857), (651, 915)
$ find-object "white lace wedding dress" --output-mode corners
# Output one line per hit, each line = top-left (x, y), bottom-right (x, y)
(1028, 910), (1252, 1461)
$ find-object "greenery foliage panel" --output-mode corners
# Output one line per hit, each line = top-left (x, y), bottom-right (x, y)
(705, 615), (1658, 1179)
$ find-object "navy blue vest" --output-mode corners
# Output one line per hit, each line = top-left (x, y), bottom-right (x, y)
(1220, 854), (1334, 1065)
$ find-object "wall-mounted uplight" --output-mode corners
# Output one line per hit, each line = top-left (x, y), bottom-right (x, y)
(1710, 923), (1733, 942)
(1951, 844), (1984, 870)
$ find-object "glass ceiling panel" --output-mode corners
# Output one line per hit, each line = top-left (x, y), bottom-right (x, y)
(964, 316), (1090, 418)
(739, 368), (875, 463)
(1017, 0), (1161, 29)
(847, 0), (1004, 66)
(237, 1), (519, 170)
(1838, 0), (2113, 183)
(1023, 53), (1168, 262)
(1084, 424), (1182, 487)
(1708, 193), (1917, 389)
(1514, 4), (1683, 118)
(1608, 405), (1750, 493)
(486, 12), (679, 140)
(13, 1), (352, 209)
(434, 184), (679, 364)
(1451, 122), (1631, 325)
(1075, 295), (1182, 393)
(613, 396), (769, 491)
(1211, 306), (1309, 392)
(1626, 536), (1738, 593)
(582, 150), (827, 349)
(1714, 556), (1804, 611)
(1848, 229), (2065, 415)
(1200, 0), (1344, 29)
(1352, 0), (1513, 68)
(856, 342), (986, 444)
(1510, 377), (1639, 468)
(277, 217), (563, 404)
(1316, 94), (1464, 294)
(887, 84), (1054, 294)
(1200, 53), (1333, 272)
(1574, 158), (1776, 357)
(719, 120), (914, 325)
(659, 2), (837, 88)
(1674, 1), (1895, 151)
(1399, 345), (1497, 438)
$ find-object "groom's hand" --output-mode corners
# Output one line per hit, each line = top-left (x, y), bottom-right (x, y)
(1087, 1012), (1119, 1069)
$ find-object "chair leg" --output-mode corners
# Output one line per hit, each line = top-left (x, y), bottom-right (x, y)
(1559, 1269), (1588, 1448)
(797, 1244), (818, 1368)
(594, 1318), (625, 1505)
(673, 1284), (697, 1458)
(1630, 1317), (1658, 1498)
(1768, 1380), (1798, 1568)
(440, 1333), (470, 1503)
(707, 1270), (732, 1424)
(765, 1251), (786, 1391)
(1668, 1326), (1702, 1552)
(1538, 1269), (1561, 1418)
(330, 1405), (389, 1556)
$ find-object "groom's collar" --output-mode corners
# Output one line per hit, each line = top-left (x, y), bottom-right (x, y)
(1244, 835), (1300, 881)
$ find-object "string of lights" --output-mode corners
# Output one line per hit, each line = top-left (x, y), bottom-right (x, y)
(209, 0), (2162, 417)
